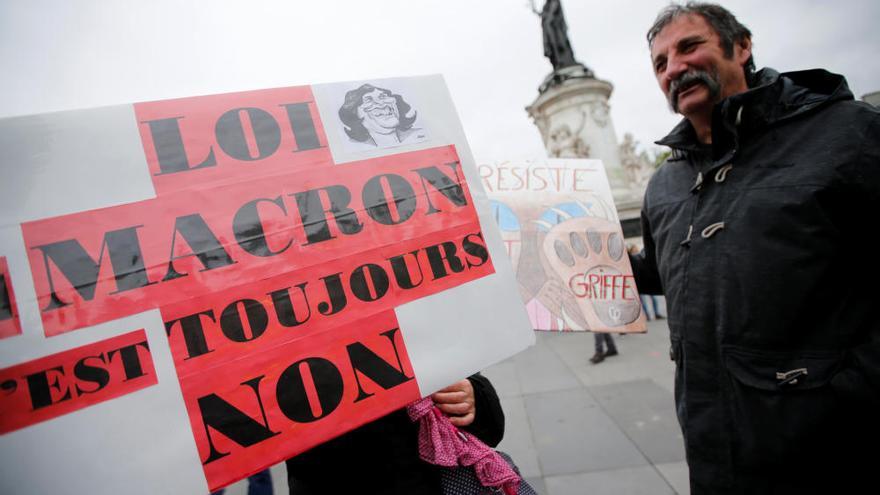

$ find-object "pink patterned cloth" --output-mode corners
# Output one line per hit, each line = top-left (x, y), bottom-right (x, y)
(406, 397), (521, 495)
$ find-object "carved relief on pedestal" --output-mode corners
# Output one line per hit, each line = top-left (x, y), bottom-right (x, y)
(548, 111), (590, 158)
(590, 101), (610, 128)
(532, 111), (550, 144)
(618, 133), (653, 188)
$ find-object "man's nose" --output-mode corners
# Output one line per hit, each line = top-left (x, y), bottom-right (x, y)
(664, 56), (688, 88)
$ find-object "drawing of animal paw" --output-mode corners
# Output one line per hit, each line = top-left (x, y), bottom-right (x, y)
(540, 215), (642, 331)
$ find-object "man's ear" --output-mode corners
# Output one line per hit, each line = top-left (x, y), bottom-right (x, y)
(735, 36), (752, 66)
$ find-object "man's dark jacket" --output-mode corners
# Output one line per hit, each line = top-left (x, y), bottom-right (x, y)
(631, 68), (880, 494)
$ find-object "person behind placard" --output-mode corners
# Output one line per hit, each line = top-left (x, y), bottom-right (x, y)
(644, 292), (665, 321)
(285, 374), (510, 494)
(630, 3), (880, 494)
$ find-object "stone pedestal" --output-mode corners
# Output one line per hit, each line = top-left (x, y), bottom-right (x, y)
(526, 72), (645, 228)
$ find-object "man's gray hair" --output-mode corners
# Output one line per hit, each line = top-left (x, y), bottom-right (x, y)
(647, 2), (755, 78)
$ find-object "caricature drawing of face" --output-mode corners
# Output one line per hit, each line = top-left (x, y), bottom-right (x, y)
(357, 89), (400, 135)
(338, 83), (420, 147)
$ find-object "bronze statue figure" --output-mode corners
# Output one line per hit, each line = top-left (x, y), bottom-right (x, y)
(531, 0), (578, 71)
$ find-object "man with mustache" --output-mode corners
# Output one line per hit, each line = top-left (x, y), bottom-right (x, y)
(630, 3), (880, 494)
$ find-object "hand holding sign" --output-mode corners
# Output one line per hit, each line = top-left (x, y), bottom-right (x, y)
(431, 378), (476, 427)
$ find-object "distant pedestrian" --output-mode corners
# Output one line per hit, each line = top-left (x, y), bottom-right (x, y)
(640, 293), (665, 320)
(651, 295), (665, 319)
(639, 293), (655, 320)
(590, 332), (618, 364)
(212, 468), (272, 495)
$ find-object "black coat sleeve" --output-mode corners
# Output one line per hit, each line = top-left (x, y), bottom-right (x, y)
(461, 373), (505, 447)
(629, 209), (664, 295)
(832, 111), (880, 406)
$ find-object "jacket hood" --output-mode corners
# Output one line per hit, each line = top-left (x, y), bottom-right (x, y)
(656, 68), (854, 150)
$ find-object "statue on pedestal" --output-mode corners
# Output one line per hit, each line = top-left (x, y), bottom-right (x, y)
(526, 1), (653, 234)
(531, 0), (594, 92)
(534, 0), (576, 71)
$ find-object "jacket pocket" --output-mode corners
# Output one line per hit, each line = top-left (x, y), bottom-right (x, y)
(723, 345), (844, 469)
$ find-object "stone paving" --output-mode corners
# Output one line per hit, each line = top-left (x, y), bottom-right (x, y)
(485, 319), (689, 495)
(224, 318), (688, 495)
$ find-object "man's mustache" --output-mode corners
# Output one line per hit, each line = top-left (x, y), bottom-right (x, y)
(668, 70), (721, 112)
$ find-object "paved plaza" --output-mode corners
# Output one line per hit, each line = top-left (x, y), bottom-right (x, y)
(484, 318), (688, 495)
(225, 318), (688, 495)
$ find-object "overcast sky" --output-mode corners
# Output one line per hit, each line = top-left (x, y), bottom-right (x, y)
(2, 0), (878, 163)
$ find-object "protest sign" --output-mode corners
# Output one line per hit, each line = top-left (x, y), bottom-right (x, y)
(480, 159), (646, 333)
(0, 76), (534, 493)
(0, 257), (22, 339)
